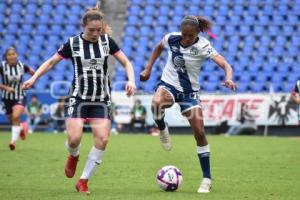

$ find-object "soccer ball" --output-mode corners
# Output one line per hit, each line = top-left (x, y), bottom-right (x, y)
(156, 165), (183, 191)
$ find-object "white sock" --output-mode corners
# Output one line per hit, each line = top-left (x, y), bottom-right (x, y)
(11, 125), (21, 142)
(80, 146), (104, 180)
(197, 145), (210, 154)
(65, 141), (80, 157)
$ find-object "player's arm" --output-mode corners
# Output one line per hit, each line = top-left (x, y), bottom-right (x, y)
(113, 51), (136, 96)
(212, 54), (237, 91)
(22, 54), (62, 89)
(140, 41), (164, 81)
(0, 84), (15, 93)
(26, 67), (35, 76)
(290, 90), (300, 104)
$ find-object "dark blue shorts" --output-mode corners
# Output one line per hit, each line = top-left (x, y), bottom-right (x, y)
(65, 97), (111, 119)
(156, 81), (201, 113)
(2, 98), (26, 114)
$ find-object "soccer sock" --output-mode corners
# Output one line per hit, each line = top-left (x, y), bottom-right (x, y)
(65, 141), (80, 157)
(153, 107), (166, 130)
(80, 146), (104, 180)
(11, 125), (21, 142)
(197, 145), (211, 179)
(155, 118), (166, 131)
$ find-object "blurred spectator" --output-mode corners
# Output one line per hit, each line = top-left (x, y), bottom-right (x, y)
(26, 95), (42, 133)
(129, 99), (147, 132)
(50, 97), (65, 133)
(110, 102), (119, 135)
(225, 103), (257, 136)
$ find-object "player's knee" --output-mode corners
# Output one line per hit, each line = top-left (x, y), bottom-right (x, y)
(95, 136), (109, 148)
(68, 136), (81, 147)
(152, 96), (163, 108)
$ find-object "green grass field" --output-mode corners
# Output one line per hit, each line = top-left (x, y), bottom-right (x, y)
(0, 132), (299, 200)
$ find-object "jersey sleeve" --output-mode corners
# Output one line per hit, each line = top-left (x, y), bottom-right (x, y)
(108, 36), (120, 55)
(23, 64), (30, 73)
(0, 63), (3, 75)
(161, 33), (171, 48)
(202, 42), (218, 59)
(57, 40), (72, 59)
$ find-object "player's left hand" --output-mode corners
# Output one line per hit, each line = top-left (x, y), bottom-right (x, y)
(22, 78), (36, 90)
(223, 79), (237, 91)
(125, 81), (136, 97)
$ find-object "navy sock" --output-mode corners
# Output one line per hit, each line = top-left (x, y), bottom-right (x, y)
(197, 152), (211, 178)
(155, 118), (166, 130)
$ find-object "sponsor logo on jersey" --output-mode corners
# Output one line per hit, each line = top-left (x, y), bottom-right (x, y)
(190, 46), (198, 55)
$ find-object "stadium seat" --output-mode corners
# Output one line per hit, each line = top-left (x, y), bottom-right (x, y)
(1, 0), (298, 93)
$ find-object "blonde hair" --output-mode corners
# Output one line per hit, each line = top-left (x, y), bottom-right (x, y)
(82, 5), (112, 35)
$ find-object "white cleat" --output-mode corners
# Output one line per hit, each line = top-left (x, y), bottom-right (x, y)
(197, 178), (212, 193)
(159, 124), (172, 151)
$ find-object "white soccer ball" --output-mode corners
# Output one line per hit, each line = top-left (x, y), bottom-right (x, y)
(156, 165), (183, 191)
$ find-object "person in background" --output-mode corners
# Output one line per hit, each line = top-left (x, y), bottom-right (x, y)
(26, 94), (42, 133)
(51, 97), (65, 133)
(140, 15), (236, 193)
(290, 80), (300, 124)
(110, 101), (119, 135)
(129, 99), (147, 132)
(0, 47), (35, 150)
(225, 103), (257, 136)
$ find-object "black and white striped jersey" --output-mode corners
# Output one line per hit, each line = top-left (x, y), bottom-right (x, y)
(0, 61), (29, 100)
(57, 33), (120, 102)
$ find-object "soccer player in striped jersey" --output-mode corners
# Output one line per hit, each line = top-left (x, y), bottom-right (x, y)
(290, 80), (300, 124)
(0, 47), (34, 150)
(140, 16), (237, 193)
(23, 7), (136, 194)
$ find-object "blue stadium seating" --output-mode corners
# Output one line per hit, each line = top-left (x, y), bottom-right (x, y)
(1, 0), (299, 93)
(0, 0), (97, 90)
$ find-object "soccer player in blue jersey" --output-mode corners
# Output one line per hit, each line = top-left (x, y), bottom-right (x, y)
(140, 16), (237, 193)
(23, 6), (136, 194)
(0, 47), (34, 150)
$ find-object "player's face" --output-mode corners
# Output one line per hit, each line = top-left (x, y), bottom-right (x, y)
(6, 49), (18, 65)
(180, 25), (199, 47)
(83, 20), (102, 42)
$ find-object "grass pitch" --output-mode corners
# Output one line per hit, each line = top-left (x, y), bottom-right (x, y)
(0, 132), (299, 200)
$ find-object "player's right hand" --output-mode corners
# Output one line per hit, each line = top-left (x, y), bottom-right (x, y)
(22, 78), (36, 90)
(140, 69), (151, 81)
(6, 86), (15, 93)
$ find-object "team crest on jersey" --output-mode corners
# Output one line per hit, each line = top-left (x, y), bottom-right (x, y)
(173, 56), (186, 72)
(89, 59), (97, 65)
(190, 46), (198, 55)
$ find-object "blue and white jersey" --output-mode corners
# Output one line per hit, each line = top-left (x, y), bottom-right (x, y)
(161, 32), (218, 93)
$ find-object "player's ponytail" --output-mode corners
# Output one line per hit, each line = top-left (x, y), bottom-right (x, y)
(82, 5), (112, 35)
(181, 16), (212, 33)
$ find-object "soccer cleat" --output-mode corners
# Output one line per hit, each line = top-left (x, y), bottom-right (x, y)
(20, 122), (29, 140)
(159, 124), (172, 151)
(9, 142), (16, 150)
(197, 178), (212, 193)
(76, 179), (90, 195)
(64, 155), (79, 178)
